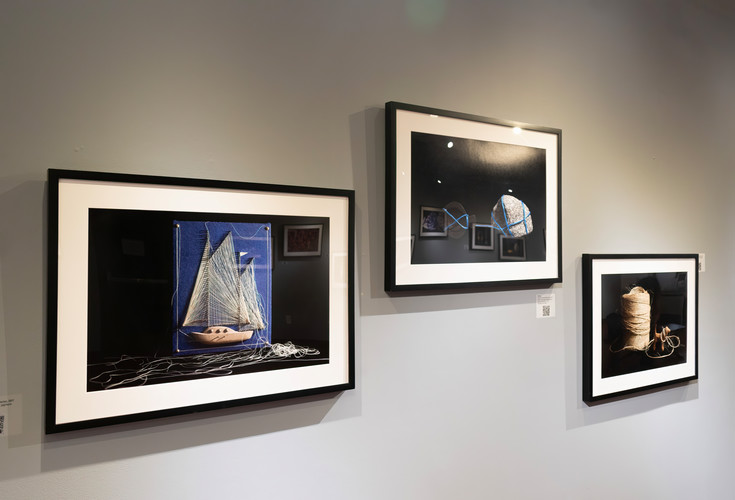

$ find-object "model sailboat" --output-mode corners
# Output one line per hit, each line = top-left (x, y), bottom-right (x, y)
(182, 231), (265, 345)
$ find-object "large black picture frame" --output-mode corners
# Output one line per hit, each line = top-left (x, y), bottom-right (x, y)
(47, 169), (355, 433)
(582, 254), (698, 403)
(385, 101), (562, 292)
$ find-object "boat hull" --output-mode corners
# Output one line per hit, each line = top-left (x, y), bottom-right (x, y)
(188, 327), (254, 345)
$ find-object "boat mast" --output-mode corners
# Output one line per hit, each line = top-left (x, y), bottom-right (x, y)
(237, 251), (243, 331)
(205, 229), (211, 328)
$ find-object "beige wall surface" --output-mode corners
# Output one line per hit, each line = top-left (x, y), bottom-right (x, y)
(1, 1), (734, 498)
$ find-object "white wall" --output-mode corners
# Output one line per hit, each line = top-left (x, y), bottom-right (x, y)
(2, 1), (735, 498)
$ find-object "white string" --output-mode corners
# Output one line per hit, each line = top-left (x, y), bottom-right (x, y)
(240, 259), (265, 329)
(207, 232), (248, 326)
(181, 235), (213, 326)
(89, 342), (323, 390)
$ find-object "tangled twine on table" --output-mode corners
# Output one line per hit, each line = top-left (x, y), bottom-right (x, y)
(646, 326), (682, 359)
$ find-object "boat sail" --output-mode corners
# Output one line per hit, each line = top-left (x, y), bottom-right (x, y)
(182, 231), (266, 346)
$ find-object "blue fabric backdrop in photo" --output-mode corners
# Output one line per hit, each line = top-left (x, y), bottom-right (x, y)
(173, 220), (272, 355)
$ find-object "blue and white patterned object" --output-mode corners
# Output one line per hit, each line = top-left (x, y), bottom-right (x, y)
(490, 195), (533, 237)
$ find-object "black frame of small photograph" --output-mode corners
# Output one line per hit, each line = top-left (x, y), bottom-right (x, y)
(499, 236), (525, 260)
(283, 224), (324, 257)
(385, 101), (562, 292)
(47, 169), (355, 433)
(582, 253), (698, 403)
(470, 223), (494, 250)
(419, 206), (447, 237)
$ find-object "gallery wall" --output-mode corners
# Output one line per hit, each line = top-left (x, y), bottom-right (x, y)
(1, 1), (735, 498)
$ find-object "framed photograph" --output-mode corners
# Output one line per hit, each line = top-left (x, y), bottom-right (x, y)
(499, 236), (525, 260)
(470, 223), (494, 250)
(385, 101), (561, 292)
(47, 169), (354, 433)
(283, 224), (323, 256)
(582, 254), (698, 403)
(419, 206), (447, 237)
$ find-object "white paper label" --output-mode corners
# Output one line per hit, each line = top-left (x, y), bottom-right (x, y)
(536, 293), (555, 318)
(0, 396), (15, 437)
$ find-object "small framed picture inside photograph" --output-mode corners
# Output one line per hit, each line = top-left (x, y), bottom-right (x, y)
(499, 236), (525, 260)
(284, 224), (323, 257)
(470, 223), (494, 250)
(419, 206), (447, 237)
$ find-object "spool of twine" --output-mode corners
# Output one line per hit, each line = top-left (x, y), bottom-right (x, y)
(619, 286), (651, 351)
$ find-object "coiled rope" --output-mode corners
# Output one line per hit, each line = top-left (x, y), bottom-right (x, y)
(611, 286), (682, 358)
(616, 286), (651, 352)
